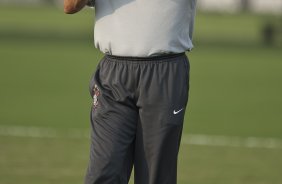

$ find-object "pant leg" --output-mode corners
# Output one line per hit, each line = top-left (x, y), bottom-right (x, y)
(84, 57), (137, 184)
(134, 55), (190, 184)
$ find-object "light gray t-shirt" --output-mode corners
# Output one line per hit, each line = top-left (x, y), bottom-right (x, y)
(93, 0), (197, 57)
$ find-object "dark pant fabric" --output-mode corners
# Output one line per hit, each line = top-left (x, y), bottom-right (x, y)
(85, 53), (190, 184)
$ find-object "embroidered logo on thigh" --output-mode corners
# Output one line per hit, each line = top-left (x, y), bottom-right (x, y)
(92, 84), (100, 109)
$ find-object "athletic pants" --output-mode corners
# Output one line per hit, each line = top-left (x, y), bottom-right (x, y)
(85, 53), (190, 184)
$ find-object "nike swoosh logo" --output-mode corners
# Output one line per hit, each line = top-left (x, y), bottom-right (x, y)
(173, 108), (184, 115)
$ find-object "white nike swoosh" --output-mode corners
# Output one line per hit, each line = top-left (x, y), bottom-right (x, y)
(173, 108), (184, 115)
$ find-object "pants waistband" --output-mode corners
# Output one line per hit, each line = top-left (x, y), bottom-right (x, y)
(104, 53), (186, 63)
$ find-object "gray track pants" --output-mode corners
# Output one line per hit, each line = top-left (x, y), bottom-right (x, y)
(85, 53), (190, 184)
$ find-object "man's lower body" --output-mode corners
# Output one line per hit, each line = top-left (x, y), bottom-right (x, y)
(84, 53), (190, 184)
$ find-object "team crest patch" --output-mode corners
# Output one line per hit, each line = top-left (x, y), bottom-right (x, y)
(92, 84), (100, 109)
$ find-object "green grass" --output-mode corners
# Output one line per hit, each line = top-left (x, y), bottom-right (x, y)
(1, 136), (282, 184)
(0, 5), (282, 184)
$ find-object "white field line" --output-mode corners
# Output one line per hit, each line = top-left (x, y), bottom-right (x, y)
(0, 125), (89, 139)
(1, 125), (282, 149)
(181, 134), (282, 149)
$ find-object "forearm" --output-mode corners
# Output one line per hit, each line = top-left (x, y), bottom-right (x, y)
(64, 0), (88, 14)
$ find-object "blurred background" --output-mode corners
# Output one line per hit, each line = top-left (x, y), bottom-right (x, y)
(0, 0), (282, 184)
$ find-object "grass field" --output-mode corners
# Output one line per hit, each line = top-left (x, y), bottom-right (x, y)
(0, 5), (282, 184)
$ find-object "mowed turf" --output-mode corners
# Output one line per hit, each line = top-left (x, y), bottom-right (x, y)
(0, 5), (282, 184)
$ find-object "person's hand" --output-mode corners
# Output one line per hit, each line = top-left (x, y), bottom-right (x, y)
(64, 0), (88, 14)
